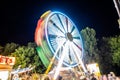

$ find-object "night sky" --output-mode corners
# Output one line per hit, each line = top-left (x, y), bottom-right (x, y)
(0, 0), (120, 45)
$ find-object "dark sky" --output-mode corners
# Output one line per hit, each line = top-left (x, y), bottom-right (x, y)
(0, 0), (120, 45)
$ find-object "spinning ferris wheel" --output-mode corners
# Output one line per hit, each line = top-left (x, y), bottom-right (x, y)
(35, 10), (87, 79)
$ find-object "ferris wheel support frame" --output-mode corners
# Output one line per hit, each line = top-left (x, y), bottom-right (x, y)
(53, 43), (67, 80)
(53, 42), (87, 80)
(44, 40), (87, 79)
(45, 40), (66, 74)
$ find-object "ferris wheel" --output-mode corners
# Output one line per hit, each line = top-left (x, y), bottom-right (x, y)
(45, 11), (84, 66)
(35, 11), (87, 78)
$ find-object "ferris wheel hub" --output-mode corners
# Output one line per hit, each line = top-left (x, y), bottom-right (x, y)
(66, 32), (73, 41)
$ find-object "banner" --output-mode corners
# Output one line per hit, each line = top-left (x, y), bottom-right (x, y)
(0, 55), (15, 65)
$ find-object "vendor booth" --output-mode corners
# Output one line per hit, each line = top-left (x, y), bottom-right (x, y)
(0, 55), (15, 80)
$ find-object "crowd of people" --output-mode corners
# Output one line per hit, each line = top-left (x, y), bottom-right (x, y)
(41, 71), (120, 80)
(79, 71), (120, 80)
(10, 71), (120, 80)
(10, 65), (120, 80)
(90, 72), (120, 80)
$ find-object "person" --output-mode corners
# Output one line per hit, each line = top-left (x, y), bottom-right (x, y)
(43, 76), (50, 80)
(102, 75), (108, 80)
(91, 74), (97, 80)
(109, 72), (116, 80)
(80, 75), (86, 80)
(116, 77), (120, 80)
(108, 74), (112, 80)
(12, 74), (19, 80)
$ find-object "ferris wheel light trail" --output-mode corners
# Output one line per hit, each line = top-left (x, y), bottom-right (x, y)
(113, 0), (120, 18)
(113, 0), (120, 28)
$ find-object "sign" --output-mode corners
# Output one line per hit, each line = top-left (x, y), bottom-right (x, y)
(0, 55), (15, 65)
(86, 63), (101, 77)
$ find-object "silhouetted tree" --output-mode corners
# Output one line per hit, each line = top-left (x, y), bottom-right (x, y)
(2, 42), (19, 56)
(0, 45), (3, 54)
(98, 37), (113, 74)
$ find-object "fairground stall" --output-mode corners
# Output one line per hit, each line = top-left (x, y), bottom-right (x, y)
(86, 63), (101, 77)
(0, 55), (15, 80)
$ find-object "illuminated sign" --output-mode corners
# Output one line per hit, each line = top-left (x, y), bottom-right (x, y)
(0, 55), (15, 65)
(86, 63), (101, 77)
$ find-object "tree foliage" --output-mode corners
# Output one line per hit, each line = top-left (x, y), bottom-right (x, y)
(0, 45), (3, 54)
(11, 43), (46, 73)
(98, 37), (113, 74)
(80, 27), (99, 64)
(98, 36), (120, 74)
(27, 42), (37, 48)
(2, 42), (19, 56)
(108, 36), (120, 67)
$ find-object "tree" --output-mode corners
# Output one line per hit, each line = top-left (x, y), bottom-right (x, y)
(80, 27), (99, 64)
(98, 36), (120, 74)
(112, 48), (120, 66)
(2, 42), (19, 56)
(98, 37), (113, 74)
(108, 36), (120, 67)
(27, 42), (37, 48)
(11, 43), (45, 73)
(0, 45), (3, 54)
